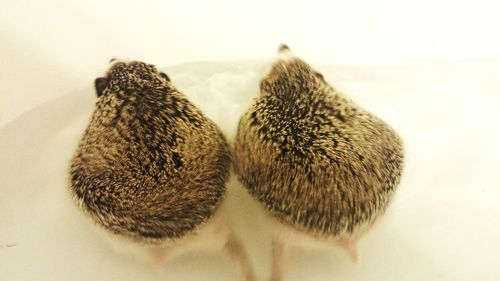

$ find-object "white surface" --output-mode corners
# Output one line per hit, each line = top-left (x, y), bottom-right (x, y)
(1, 0), (500, 127)
(1, 60), (500, 280)
(2, 1), (500, 279)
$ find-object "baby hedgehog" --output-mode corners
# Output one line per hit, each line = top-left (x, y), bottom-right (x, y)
(70, 60), (254, 280)
(234, 46), (404, 280)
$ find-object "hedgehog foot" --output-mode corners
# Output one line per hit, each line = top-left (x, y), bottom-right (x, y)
(224, 232), (255, 281)
(148, 247), (169, 265)
(269, 235), (286, 281)
(337, 237), (359, 263)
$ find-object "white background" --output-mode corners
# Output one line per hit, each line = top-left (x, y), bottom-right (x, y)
(1, 0), (500, 127)
(1, 1), (500, 281)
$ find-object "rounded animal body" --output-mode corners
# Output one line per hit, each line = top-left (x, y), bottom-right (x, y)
(70, 60), (231, 243)
(234, 46), (404, 238)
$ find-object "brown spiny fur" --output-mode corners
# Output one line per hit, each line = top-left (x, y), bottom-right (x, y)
(70, 61), (231, 243)
(234, 52), (404, 237)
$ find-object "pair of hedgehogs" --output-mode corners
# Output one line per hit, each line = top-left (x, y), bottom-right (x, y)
(69, 45), (404, 281)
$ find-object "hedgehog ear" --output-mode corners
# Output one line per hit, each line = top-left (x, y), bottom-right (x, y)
(159, 72), (170, 82)
(314, 71), (326, 82)
(94, 77), (108, 97)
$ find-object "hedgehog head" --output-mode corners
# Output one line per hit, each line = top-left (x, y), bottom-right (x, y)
(260, 44), (327, 99)
(94, 59), (171, 97)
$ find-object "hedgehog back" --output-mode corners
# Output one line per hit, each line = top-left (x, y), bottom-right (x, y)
(70, 88), (231, 242)
(234, 87), (404, 237)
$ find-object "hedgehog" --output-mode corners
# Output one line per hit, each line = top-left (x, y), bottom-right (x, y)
(69, 60), (254, 280)
(233, 46), (404, 281)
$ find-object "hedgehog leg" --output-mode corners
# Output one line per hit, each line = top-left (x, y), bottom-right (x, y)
(270, 236), (286, 281)
(224, 232), (255, 281)
(149, 247), (169, 265)
(337, 237), (359, 263)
